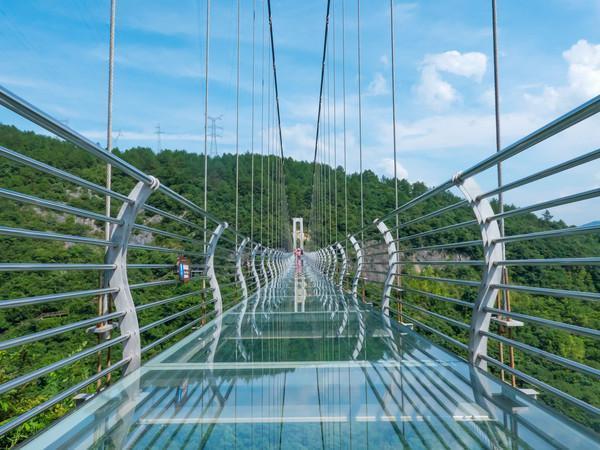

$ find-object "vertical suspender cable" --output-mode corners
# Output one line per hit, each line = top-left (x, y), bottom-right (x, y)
(492, 0), (503, 237)
(251, 0), (256, 242)
(389, 0), (399, 217)
(201, 0), (211, 327)
(266, 0), (285, 159)
(235, 0), (241, 241)
(312, 0), (332, 188)
(332, 0), (338, 244)
(326, 44), (332, 244)
(266, 62), (271, 246)
(260, 0), (265, 244)
(342, 0), (348, 248)
(99, 0), (117, 386)
(105, 0), (116, 246)
(389, 0), (402, 323)
(491, 0), (515, 387)
(357, 0), (364, 233)
(203, 0), (211, 239)
(266, 0), (287, 248)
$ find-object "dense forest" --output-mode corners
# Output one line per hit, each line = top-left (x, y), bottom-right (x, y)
(0, 124), (598, 446)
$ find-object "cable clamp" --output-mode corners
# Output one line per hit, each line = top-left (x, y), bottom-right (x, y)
(452, 171), (463, 184)
(148, 176), (161, 191)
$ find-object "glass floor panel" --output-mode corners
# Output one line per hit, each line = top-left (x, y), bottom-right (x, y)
(25, 263), (600, 449)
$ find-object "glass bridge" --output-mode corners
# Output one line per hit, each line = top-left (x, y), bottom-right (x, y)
(23, 261), (598, 449)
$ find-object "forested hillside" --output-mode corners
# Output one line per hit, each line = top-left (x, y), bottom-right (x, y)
(0, 124), (598, 445)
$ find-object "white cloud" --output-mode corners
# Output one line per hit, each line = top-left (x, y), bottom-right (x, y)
(525, 39), (600, 111)
(366, 73), (389, 96)
(379, 157), (408, 180)
(281, 123), (317, 161)
(423, 51), (487, 81)
(415, 65), (458, 110)
(380, 54), (389, 66)
(394, 2), (419, 22)
(479, 88), (496, 107)
(563, 39), (600, 98)
(415, 50), (487, 110)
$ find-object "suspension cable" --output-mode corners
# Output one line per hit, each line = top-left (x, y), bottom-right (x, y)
(251, 0), (256, 242)
(357, 0), (364, 233)
(266, 0), (285, 160)
(326, 41), (332, 244)
(260, 0), (265, 244)
(389, 0), (399, 217)
(332, 0), (338, 244)
(266, 57), (272, 245)
(203, 0), (211, 240)
(312, 0), (332, 169)
(342, 0), (348, 246)
(235, 0), (240, 241)
(99, 0), (117, 388)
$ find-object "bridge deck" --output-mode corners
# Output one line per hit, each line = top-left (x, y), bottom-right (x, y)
(24, 263), (597, 449)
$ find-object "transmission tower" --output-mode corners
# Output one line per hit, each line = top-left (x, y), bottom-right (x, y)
(155, 124), (163, 152)
(207, 115), (223, 156)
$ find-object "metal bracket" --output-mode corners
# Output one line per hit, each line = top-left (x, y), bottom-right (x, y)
(375, 219), (399, 316)
(348, 235), (364, 298)
(205, 222), (227, 317)
(251, 243), (262, 291)
(235, 237), (250, 300)
(266, 248), (274, 281)
(328, 245), (337, 283)
(105, 180), (157, 375)
(457, 177), (503, 370)
(260, 246), (269, 287)
(336, 242), (347, 290)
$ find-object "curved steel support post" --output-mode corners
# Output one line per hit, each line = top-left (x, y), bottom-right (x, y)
(375, 219), (399, 316)
(269, 250), (275, 280)
(260, 247), (269, 287)
(235, 237), (250, 300)
(336, 242), (347, 290)
(277, 251), (283, 275)
(348, 235), (364, 297)
(329, 245), (338, 283)
(105, 179), (158, 375)
(317, 248), (325, 273)
(205, 222), (227, 317)
(251, 244), (262, 291)
(275, 251), (282, 278)
(266, 249), (275, 282)
(325, 247), (332, 279)
(457, 176), (503, 370)
(315, 249), (322, 272)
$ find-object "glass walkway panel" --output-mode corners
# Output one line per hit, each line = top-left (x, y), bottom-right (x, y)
(24, 263), (598, 449)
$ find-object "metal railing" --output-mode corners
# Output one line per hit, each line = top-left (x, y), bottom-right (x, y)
(0, 85), (284, 439)
(312, 95), (600, 424)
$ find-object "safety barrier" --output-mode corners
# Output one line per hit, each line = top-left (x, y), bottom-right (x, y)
(313, 95), (600, 420)
(0, 85), (284, 437)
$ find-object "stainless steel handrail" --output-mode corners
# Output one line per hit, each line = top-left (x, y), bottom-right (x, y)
(0, 85), (284, 440)
(318, 95), (600, 422)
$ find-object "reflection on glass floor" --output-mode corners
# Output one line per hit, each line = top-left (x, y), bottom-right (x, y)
(25, 262), (599, 449)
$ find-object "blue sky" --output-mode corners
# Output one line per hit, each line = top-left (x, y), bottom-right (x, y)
(0, 0), (598, 223)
